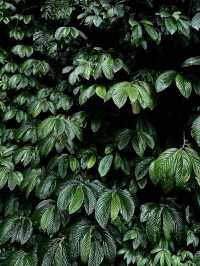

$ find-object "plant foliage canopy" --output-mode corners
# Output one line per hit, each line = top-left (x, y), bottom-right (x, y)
(1, 0), (200, 265)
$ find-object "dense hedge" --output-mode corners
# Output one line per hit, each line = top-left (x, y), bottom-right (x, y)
(1, 0), (200, 265)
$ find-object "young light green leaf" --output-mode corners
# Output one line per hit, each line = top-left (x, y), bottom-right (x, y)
(68, 185), (84, 214)
(110, 192), (121, 221)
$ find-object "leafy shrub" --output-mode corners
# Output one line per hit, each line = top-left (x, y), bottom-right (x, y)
(1, 0), (200, 265)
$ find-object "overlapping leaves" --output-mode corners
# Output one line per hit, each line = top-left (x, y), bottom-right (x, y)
(1, 0), (200, 265)
(149, 146), (200, 191)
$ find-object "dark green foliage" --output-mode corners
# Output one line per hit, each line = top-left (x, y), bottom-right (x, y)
(1, 0), (200, 265)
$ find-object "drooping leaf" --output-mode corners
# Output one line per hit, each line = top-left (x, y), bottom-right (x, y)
(68, 185), (84, 214)
(155, 71), (176, 92)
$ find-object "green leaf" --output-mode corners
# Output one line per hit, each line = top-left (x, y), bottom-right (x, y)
(174, 149), (191, 186)
(11, 45), (33, 58)
(55, 27), (71, 40)
(118, 190), (135, 222)
(165, 17), (177, 34)
(0, 168), (8, 189)
(143, 23), (160, 42)
(98, 155), (113, 177)
(182, 56), (200, 67)
(68, 185), (84, 214)
(192, 116), (200, 146)
(58, 155), (68, 178)
(7, 251), (37, 266)
(135, 157), (153, 181)
(69, 156), (79, 172)
(57, 184), (75, 210)
(175, 73), (192, 98)
(126, 84), (139, 103)
(149, 148), (178, 191)
(0, 218), (15, 244)
(95, 85), (106, 99)
(155, 71), (176, 92)
(21, 59), (49, 76)
(192, 13), (200, 30)
(149, 147), (198, 191)
(111, 82), (128, 108)
(95, 191), (112, 228)
(185, 147), (200, 185)
(40, 136), (55, 156)
(8, 171), (23, 190)
(80, 231), (92, 263)
(101, 55), (114, 80)
(36, 202), (61, 235)
(131, 22), (143, 46)
(109, 81), (154, 110)
(110, 192), (121, 221)
(79, 85), (96, 105)
(88, 241), (104, 266)
(177, 19), (190, 37)
(42, 239), (71, 266)
(38, 117), (56, 139)
(132, 134), (146, 157)
(11, 217), (33, 245)
(86, 154), (96, 169)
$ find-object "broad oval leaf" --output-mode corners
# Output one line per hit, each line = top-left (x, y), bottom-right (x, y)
(98, 155), (113, 177)
(68, 185), (85, 214)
